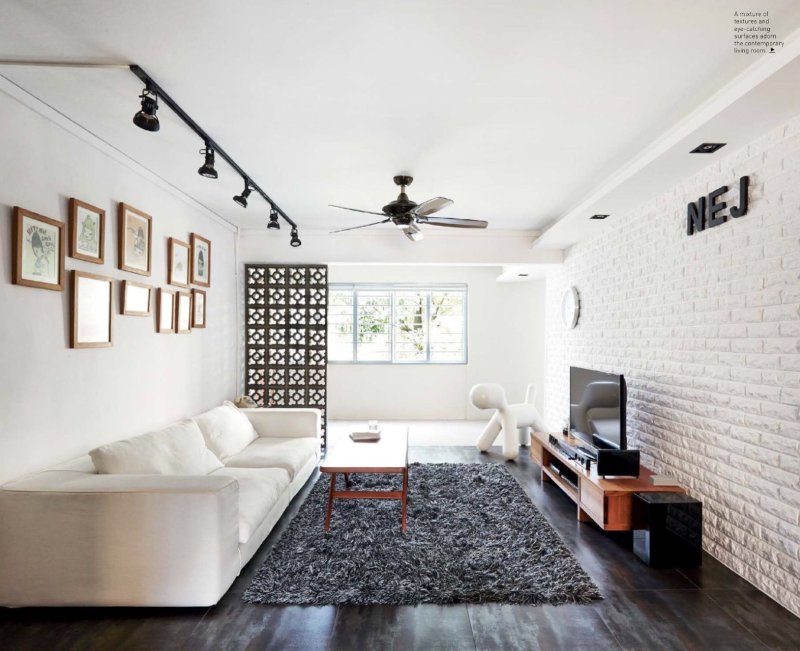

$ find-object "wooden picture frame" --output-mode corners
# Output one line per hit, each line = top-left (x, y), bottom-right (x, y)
(71, 270), (113, 348)
(176, 292), (192, 334)
(191, 288), (206, 328)
(157, 288), (175, 333)
(69, 198), (105, 264)
(13, 207), (65, 291)
(190, 233), (211, 287)
(168, 237), (190, 288)
(118, 203), (152, 276)
(121, 280), (152, 316)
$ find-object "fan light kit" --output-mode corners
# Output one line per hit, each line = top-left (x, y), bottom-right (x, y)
(329, 175), (488, 242)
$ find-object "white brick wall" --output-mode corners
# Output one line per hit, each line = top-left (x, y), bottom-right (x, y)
(545, 114), (800, 617)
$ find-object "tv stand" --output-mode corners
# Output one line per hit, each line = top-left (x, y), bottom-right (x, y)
(530, 431), (684, 531)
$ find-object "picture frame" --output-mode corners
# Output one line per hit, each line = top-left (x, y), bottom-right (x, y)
(71, 270), (113, 348)
(121, 280), (152, 316)
(176, 292), (192, 334)
(168, 237), (190, 288)
(192, 288), (206, 328)
(157, 288), (175, 333)
(190, 233), (211, 287)
(69, 198), (105, 264)
(118, 203), (152, 276)
(13, 207), (65, 291)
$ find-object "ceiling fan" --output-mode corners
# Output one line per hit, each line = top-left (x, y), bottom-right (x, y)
(329, 175), (488, 241)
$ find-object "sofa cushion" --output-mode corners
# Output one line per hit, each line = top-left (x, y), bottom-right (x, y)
(89, 420), (224, 476)
(210, 467), (290, 543)
(193, 401), (258, 461)
(223, 437), (319, 479)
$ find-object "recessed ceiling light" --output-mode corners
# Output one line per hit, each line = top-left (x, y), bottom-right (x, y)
(590, 214), (609, 220)
(690, 142), (726, 154)
(518, 273), (529, 277)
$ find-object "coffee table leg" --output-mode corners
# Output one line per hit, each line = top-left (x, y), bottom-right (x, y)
(325, 472), (336, 531)
(401, 468), (408, 533)
(344, 472), (351, 488)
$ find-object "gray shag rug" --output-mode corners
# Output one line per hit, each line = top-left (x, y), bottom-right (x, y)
(243, 463), (602, 606)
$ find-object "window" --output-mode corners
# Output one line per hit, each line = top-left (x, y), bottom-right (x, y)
(328, 284), (467, 364)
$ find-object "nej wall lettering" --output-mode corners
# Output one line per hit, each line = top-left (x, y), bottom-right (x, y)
(686, 176), (749, 236)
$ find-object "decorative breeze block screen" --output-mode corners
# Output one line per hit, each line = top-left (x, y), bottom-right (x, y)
(245, 264), (328, 447)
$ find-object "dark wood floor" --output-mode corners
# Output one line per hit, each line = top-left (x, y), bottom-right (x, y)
(2, 447), (799, 651)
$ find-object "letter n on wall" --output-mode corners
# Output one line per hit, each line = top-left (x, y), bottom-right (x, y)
(687, 196), (706, 235)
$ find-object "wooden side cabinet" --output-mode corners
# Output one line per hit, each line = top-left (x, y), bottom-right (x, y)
(530, 431), (684, 532)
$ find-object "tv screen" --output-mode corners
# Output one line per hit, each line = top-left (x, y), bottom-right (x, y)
(569, 366), (627, 449)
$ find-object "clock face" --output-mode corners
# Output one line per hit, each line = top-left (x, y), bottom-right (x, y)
(561, 287), (579, 329)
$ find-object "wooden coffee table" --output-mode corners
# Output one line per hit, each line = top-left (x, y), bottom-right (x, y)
(320, 427), (409, 532)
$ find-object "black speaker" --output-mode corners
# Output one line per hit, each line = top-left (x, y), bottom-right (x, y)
(633, 492), (702, 567)
(596, 449), (640, 477)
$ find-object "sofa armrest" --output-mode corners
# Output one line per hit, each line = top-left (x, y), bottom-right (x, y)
(241, 407), (321, 439)
(0, 474), (240, 607)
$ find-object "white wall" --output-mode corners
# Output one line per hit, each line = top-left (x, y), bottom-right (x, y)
(544, 115), (800, 617)
(326, 265), (545, 420)
(0, 90), (238, 484)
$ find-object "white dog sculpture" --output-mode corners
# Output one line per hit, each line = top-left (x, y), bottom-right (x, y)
(470, 383), (547, 461)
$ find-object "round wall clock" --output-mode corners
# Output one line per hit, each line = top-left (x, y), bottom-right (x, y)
(561, 287), (580, 329)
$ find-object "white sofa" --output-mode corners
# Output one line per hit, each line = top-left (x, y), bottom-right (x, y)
(0, 404), (321, 607)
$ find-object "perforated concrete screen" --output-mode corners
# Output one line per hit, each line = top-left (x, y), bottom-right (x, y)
(245, 264), (328, 447)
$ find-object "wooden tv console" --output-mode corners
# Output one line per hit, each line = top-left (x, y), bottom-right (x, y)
(530, 431), (684, 532)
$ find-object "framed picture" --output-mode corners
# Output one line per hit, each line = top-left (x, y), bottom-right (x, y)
(13, 207), (65, 291)
(118, 203), (152, 276)
(176, 292), (192, 334)
(157, 288), (175, 333)
(71, 271), (113, 348)
(192, 289), (206, 328)
(121, 280), (152, 316)
(190, 233), (211, 287)
(168, 238), (190, 288)
(69, 198), (105, 264)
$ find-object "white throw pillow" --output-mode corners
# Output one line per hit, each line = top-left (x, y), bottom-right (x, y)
(192, 400), (258, 461)
(90, 419), (224, 475)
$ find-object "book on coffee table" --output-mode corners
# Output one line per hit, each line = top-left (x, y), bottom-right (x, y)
(350, 430), (382, 442)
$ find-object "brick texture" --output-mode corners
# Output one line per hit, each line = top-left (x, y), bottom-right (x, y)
(545, 115), (800, 617)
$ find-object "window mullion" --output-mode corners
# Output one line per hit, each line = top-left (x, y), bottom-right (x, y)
(425, 290), (431, 363)
(353, 290), (358, 363)
(390, 289), (396, 363)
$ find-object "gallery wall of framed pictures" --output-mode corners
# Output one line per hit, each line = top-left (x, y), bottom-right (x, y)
(11, 197), (212, 349)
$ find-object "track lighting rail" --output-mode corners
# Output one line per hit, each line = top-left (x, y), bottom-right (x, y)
(129, 65), (297, 230)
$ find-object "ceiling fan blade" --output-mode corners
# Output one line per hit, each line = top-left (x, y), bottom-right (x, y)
(330, 218), (391, 234)
(418, 216), (488, 229)
(329, 205), (387, 217)
(412, 197), (454, 217)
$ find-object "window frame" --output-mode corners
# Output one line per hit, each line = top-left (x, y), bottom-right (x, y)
(328, 283), (468, 365)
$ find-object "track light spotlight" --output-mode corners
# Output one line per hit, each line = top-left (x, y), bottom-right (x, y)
(197, 143), (218, 179)
(233, 182), (252, 208)
(290, 227), (302, 247)
(132, 87), (160, 132)
(267, 207), (281, 230)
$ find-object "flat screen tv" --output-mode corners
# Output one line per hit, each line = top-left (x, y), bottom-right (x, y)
(569, 366), (627, 450)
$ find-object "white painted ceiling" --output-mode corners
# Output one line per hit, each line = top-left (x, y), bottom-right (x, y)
(1, 0), (800, 239)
